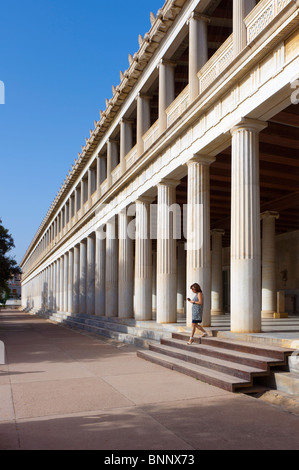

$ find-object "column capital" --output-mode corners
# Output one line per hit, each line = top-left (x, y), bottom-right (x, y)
(261, 211), (280, 220)
(136, 92), (152, 101)
(230, 117), (268, 135)
(187, 154), (216, 166)
(157, 177), (180, 188)
(136, 195), (155, 204)
(158, 58), (177, 69)
(187, 11), (210, 25)
(211, 228), (225, 236)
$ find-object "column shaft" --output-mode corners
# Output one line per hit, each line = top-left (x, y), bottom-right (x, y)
(156, 180), (179, 323)
(233, 0), (256, 56)
(230, 118), (267, 332)
(87, 235), (95, 315)
(136, 94), (151, 156)
(188, 13), (209, 101)
(68, 249), (74, 313)
(186, 156), (214, 327)
(158, 60), (176, 135)
(211, 229), (225, 315)
(134, 198), (153, 320)
(261, 211), (279, 317)
(73, 245), (80, 314)
(95, 229), (106, 316)
(79, 240), (87, 314)
(118, 211), (134, 318)
(105, 219), (118, 317)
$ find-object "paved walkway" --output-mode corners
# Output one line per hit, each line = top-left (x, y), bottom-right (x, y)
(1, 309), (299, 451)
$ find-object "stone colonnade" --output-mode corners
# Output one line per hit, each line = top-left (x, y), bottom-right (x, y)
(23, 117), (283, 333)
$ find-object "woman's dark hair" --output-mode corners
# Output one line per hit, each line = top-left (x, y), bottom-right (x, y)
(190, 283), (202, 293)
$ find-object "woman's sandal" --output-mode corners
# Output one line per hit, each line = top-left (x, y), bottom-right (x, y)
(187, 337), (194, 345)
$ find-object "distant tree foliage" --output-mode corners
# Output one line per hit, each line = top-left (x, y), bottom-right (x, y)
(0, 218), (21, 296)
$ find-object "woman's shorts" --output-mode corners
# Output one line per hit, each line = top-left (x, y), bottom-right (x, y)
(192, 319), (202, 324)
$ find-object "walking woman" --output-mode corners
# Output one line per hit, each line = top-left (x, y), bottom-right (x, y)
(186, 283), (208, 344)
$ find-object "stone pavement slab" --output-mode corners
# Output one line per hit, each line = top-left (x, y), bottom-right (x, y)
(1, 309), (299, 451)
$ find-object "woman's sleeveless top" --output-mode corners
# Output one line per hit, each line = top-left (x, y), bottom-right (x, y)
(192, 294), (203, 321)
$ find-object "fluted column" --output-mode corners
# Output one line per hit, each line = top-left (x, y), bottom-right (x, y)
(68, 249), (74, 313)
(188, 13), (209, 101)
(79, 240), (87, 314)
(118, 210), (134, 318)
(136, 93), (151, 156)
(120, 119), (133, 174)
(156, 179), (179, 323)
(73, 245), (79, 314)
(134, 197), (153, 320)
(56, 258), (60, 311)
(105, 218), (118, 317)
(107, 140), (119, 187)
(230, 118), (267, 332)
(87, 234), (95, 315)
(186, 155), (215, 327)
(233, 0), (256, 56)
(158, 59), (176, 135)
(59, 256), (64, 311)
(53, 261), (57, 311)
(261, 211), (279, 317)
(211, 229), (225, 315)
(96, 155), (107, 198)
(95, 228), (106, 316)
(63, 253), (68, 312)
(177, 241), (186, 312)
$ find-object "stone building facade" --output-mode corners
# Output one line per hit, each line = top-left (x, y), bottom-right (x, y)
(21, 0), (299, 333)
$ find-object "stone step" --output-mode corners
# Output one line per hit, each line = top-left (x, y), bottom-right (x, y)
(161, 337), (286, 370)
(137, 331), (294, 393)
(172, 332), (292, 362)
(137, 349), (250, 393)
(149, 343), (269, 381)
(43, 311), (174, 347)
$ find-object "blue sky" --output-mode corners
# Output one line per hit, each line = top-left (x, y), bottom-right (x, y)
(0, 0), (164, 265)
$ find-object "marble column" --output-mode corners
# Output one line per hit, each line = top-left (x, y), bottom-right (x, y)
(156, 179), (179, 323)
(136, 93), (151, 157)
(118, 210), (134, 318)
(73, 245), (80, 314)
(233, 0), (256, 56)
(134, 197), (153, 320)
(211, 229), (225, 315)
(177, 241), (186, 312)
(95, 228), (106, 316)
(158, 59), (176, 135)
(188, 12), (209, 101)
(230, 118), (267, 332)
(53, 261), (57, 311)
(63, 253), (68, 312)
(120, 119), (133, 174)
(59, 256), (64, 311)
(68, 249), (74, 313)
(79, 240), (87, 314)
(261, 211), (279, 317)
(186, 155), (215, 327)
(97, 155), (107, 197)
(56, 258), (60, 311)
(107, 140), (119, 187)
(86, 234), (95, 315)
(105, 218), (118, 317)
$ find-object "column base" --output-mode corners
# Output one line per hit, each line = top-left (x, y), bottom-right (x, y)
(273, 311), (288, 318)
(211, 309), (224, 316)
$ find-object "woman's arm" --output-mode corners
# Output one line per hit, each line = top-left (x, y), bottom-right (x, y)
(193, 293), (203, 305)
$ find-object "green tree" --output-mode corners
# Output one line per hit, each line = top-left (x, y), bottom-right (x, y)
(0, 219), (21, 301)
